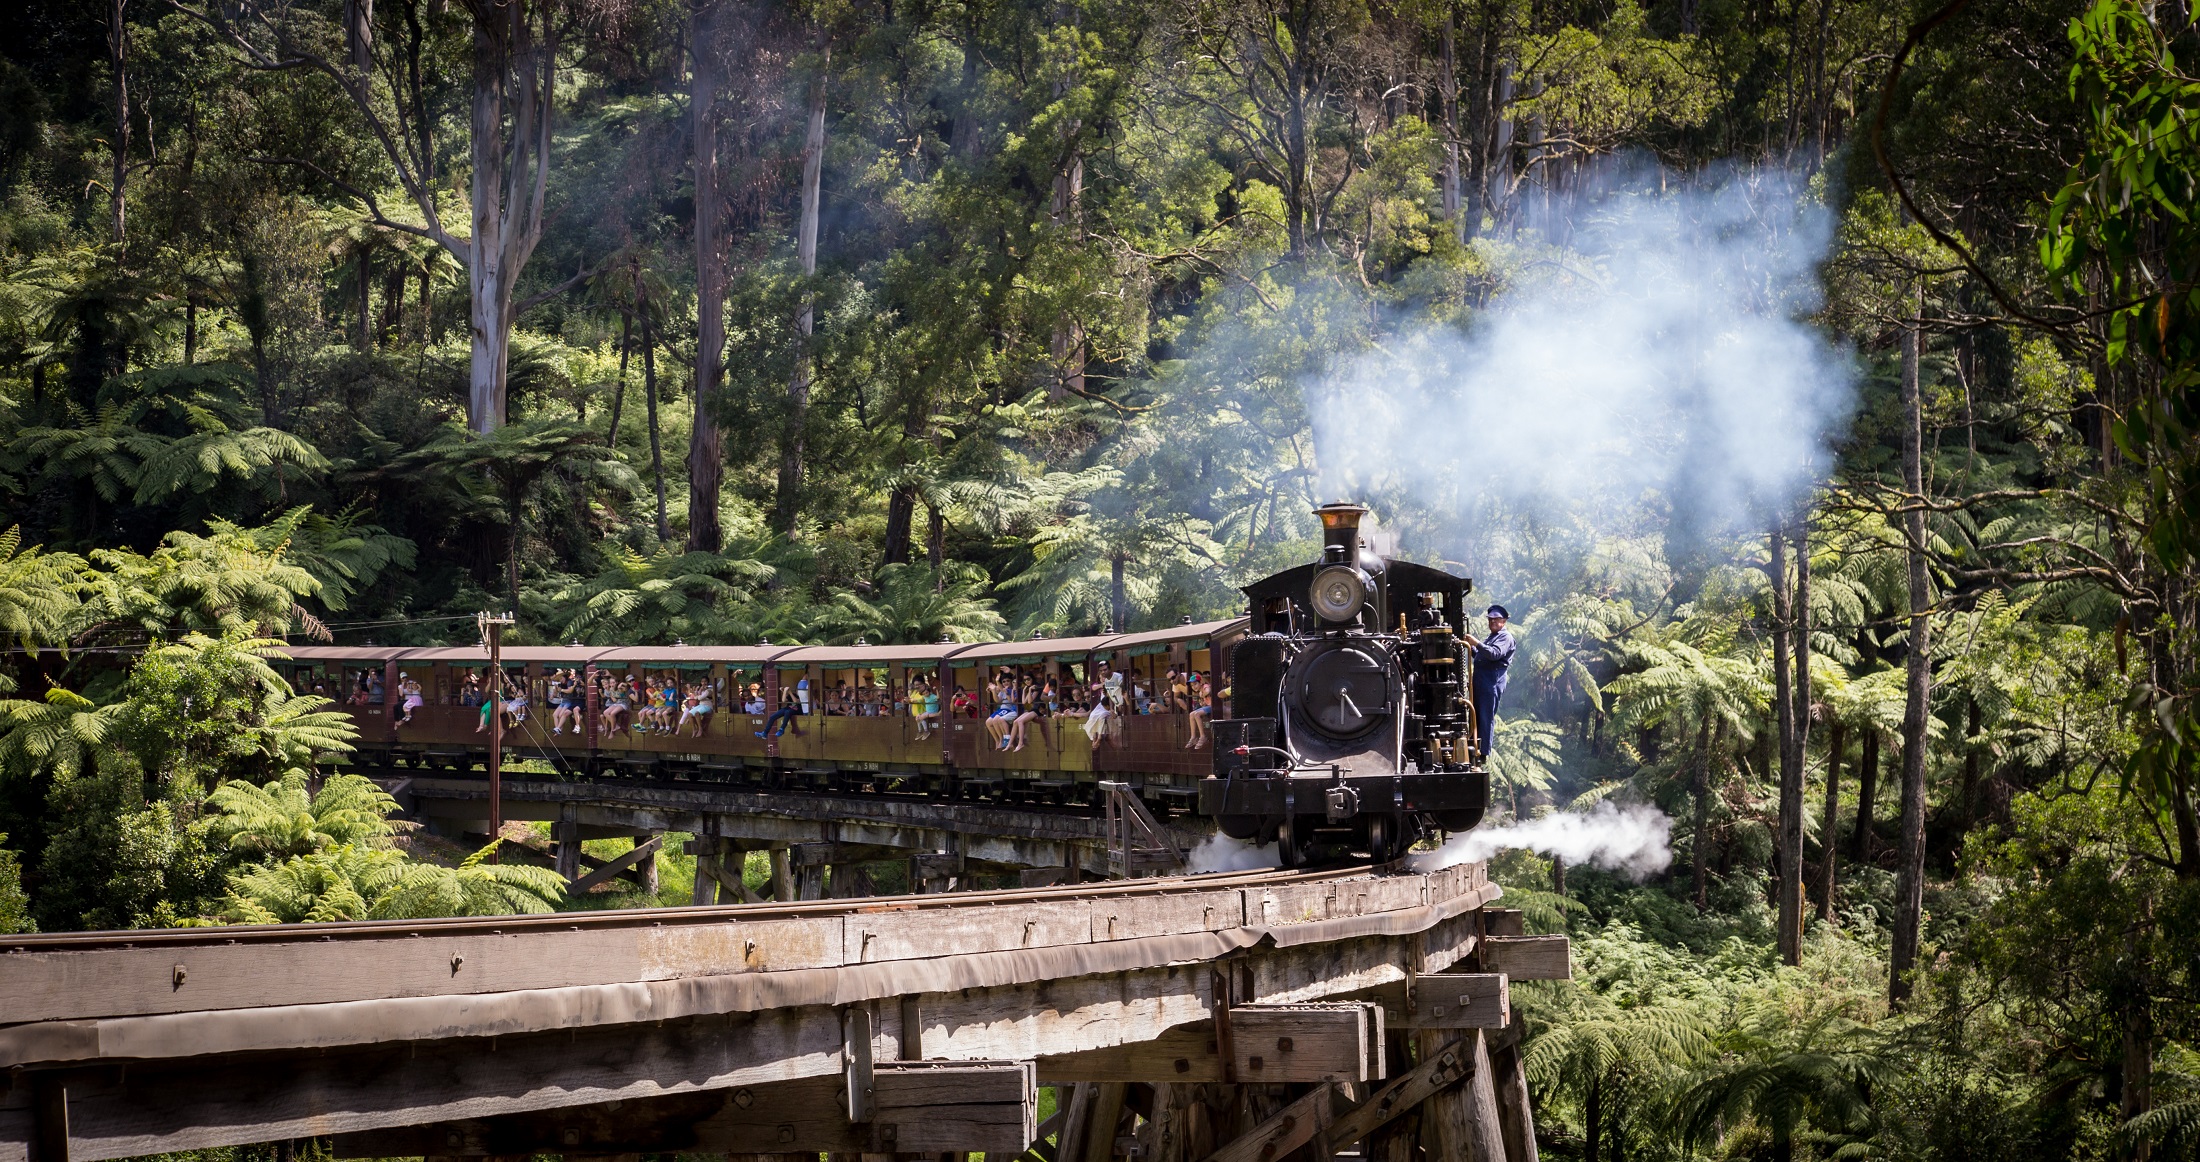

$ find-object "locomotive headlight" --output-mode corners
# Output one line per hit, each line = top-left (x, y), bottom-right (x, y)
(1309, 565), (1370, 623)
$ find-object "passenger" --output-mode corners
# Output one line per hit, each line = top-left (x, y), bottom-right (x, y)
(549, 670), (578, 734)
(1084, 671), (1115, 747)
(367, 670), (385, 705)
(1008, 676), (1044, 752)
(599, 677), (632, 737)
(796, 675), (812, 715)
(757, 690), (804, 738)
(680, 683), (714, 737)
(501, 679), (529, 729)
(950, 685), (977, 719)
(397, 673), (424, 726)
(1185, 672), (1211, 750)
(745, 683), (767, 715)
(987, 672), (1019, 751)
(915, 680), (941, 739)
(459, 674), (481, 708)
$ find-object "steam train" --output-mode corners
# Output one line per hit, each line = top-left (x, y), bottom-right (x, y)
(1199, 503), (1488, 865)
(258, 502), (1488, 866)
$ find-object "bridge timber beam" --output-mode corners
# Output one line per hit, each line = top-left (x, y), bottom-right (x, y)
(385, 775), (1207, 875)
(0, 863), (1550, 1162)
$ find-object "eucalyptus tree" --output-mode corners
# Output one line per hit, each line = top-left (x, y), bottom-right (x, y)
(184, 0), (606, 433)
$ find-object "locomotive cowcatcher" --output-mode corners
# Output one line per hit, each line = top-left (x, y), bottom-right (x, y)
(1198, 503), (1490, 865)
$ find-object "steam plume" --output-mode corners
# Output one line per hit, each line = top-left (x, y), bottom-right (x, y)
(1408, 801), (1673, 878)
(1306, 166), (1852, 574)
(1186, 832), (1282, 873)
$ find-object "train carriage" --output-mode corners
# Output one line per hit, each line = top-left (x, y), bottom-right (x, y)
(286, 619), (1250, 811)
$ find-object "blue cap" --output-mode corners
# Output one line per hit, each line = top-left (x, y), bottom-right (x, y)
(1486, 604), (1509, 619)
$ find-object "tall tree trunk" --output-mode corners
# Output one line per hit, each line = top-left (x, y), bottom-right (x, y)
(1771, 522), (1804, 966)
(109, 0), (129, 252)
(183, 298), (197, 365)
(1891, 296), (1932, 1008)
(1047, 11), (1085, 402)
(1819, 719), (1843, 923)
(461, 0), (555, 434)
(1959, 698), (1981, 831)
(1439, 0), (1463, 243)
(1110, 552), (1128, 632)
(642, 293), (667, 543)
(608, 304), (632, 441)
(1854, 727), (1880, 860)
(2122, 897), (2155, 1160)
(1794, 516), (1813, 920)
(1583, 1073), (1601, 1162)
(774, 28), (828, 534)
(926, 502), (945, 586)
(687, 1), (726, 553)
(1692, 717), (1714, 909)
(954, 9), (982, 159)
(1484, 55), (1513, 222)
(357, 254), (374, 349)
(380, 263), (407, 341)
(883, 485), (916, 565)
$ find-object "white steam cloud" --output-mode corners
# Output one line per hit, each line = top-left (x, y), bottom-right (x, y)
(1307, 167), (1852, 557)
(1185, 832), (1282, 873)
(1409, 801), (1673, 879)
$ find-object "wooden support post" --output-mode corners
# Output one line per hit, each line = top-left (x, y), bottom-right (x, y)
(770, 845), (794, 902)
(31, 1076), (67, 1162)
(686, 837), (720, 906)
(1489, 1036), (1536, 1162)
(641, 832), (661, 898)
(846, 1006), (877, 1123)
(554, 806), (581, 883)
(795, 843), (832, 901)
(1079, 1083), (1126, 1162)
(1413, 1030), (1503, 1162)
(1056, 1084), (1099, 1162)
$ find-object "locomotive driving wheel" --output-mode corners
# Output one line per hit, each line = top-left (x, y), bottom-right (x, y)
(1365, 812), (1404, 865)
(1277, 814), (1313, 868)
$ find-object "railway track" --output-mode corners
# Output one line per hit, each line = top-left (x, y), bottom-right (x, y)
(0, 862), (1372, 954)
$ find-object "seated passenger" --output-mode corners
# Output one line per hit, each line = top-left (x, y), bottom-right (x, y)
(1185, 672), (1212, 750)
(599, 677), (632, 738)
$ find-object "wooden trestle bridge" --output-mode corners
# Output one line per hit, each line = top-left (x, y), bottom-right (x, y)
(0, 861), (1568, 1162)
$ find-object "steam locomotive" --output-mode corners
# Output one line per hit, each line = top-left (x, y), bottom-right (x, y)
(1198, 503), (1490, 866)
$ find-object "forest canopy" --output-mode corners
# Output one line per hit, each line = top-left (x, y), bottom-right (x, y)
(3, 0), (2200, 1156)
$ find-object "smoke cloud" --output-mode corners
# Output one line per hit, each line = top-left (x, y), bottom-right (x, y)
(1409, 800), (1673, 879)
(1185, 832), (1282, 873)
(1306, 166), (1853, 569)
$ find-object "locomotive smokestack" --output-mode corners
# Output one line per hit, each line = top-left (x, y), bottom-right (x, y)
(1315, 502), (1368, 562)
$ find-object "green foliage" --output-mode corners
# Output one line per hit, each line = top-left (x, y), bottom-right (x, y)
(0, 833), (32, 934)
(201, 771), (400, 860)
(220, 839), (567, 922)
(815, 562), (1008, 645)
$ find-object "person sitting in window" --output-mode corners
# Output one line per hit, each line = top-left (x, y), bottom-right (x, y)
(599, 675), (632, 738)
(397, 673), (424, 726)
(757, 689), (803, 738)
(1185, 672), (1212, 750)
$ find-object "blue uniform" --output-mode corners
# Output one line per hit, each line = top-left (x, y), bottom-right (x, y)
(1470, 628), (1515, 758)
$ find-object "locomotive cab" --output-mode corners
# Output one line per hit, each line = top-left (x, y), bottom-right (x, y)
(1200, 503), (1489, 865)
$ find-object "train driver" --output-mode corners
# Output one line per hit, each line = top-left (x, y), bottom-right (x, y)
(1462, 604), (1515, 760)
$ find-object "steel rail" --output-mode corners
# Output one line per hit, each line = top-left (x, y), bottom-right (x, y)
(0, 863), (1385, 952)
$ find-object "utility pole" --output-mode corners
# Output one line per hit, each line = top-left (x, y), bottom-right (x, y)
(479, 611), (516, 860)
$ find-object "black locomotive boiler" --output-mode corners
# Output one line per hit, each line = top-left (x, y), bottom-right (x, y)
(1197, 503), (1489, 865)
